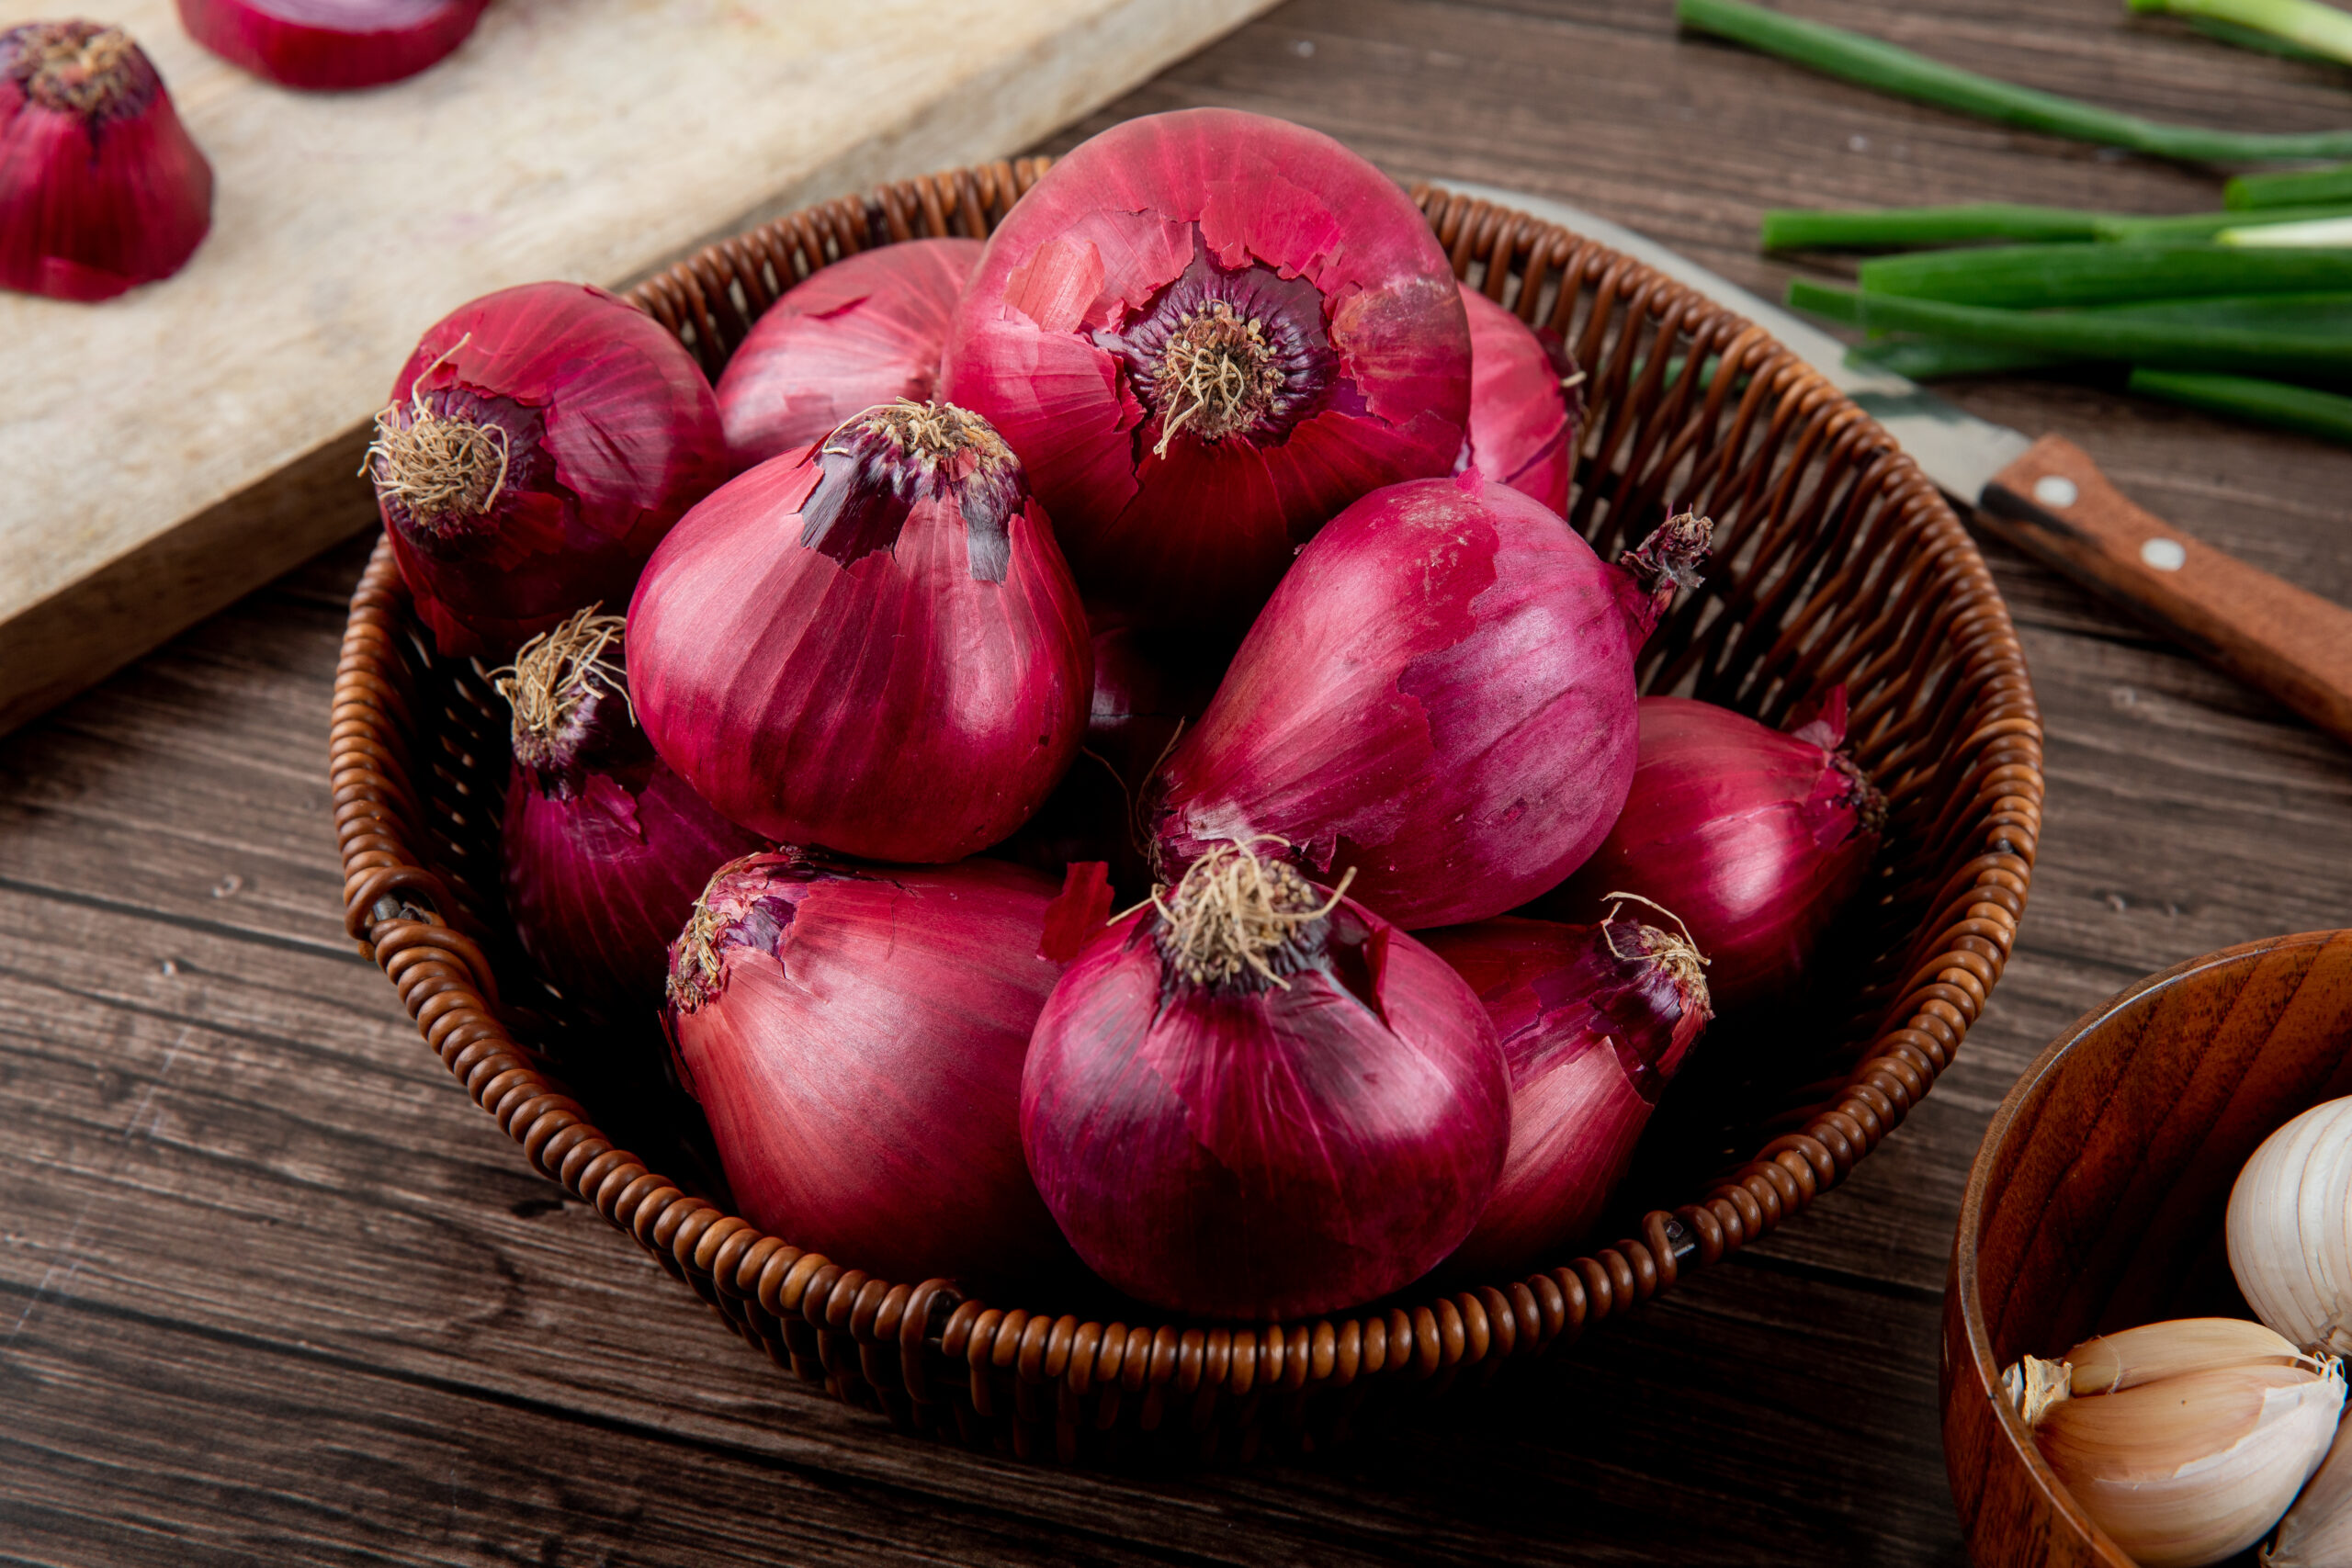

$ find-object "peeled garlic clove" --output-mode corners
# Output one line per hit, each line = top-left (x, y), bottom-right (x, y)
(2068, 1317), (2313, 1394)
(2036, 1360), (2344, 1568)
(2232, 1100), (2352, 1354)
(2269, 1402), (2352, 1568)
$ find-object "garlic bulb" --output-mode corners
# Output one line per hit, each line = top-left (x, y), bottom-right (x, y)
(2232, 1099), (2352, 1358)
(2007, 1318), (2344, 1568)
(2270, 1409), (2352, 1567)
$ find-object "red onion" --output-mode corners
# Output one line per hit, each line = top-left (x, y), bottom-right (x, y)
(1534, 692), (1884, 1014)
(665, 851), (1080, 1285)
(716, 238), (980, 472)
(0, 22), (210, 302)
(1456, 283), (1582, 515)
(1418, 911), (1711, 1277)
(369, 282), (728, 660)
(175, 0), (489, 90)
(1150, 473), (1712, 931)
(629, 400), (1091, 863)
(493, 609), (761, 1023)
(942, 107), (1471, 627)
(1022, 841), (1510, 1319)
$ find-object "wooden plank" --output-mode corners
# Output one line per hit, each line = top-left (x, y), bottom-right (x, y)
(0, 0), (1278, 737)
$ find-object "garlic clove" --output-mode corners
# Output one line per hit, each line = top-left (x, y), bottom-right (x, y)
(2301, 1105), (2352, 1354)
(2232, 1100), (2352, 1354)
(2067, 1317), (2315, 1395)
(2268, 1395), (2352, 1568)
(2037, 1360), (2344, 1568)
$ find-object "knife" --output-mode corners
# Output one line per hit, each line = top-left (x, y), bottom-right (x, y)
(1438, 181), (2352, 747)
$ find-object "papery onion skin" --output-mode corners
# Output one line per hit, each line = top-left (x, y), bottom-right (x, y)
(1417, 915), (1710, 1277)
(1532, 693), (1883, 1014)
(1022, 851), (1510, 1320)
(941, 107), (1471, 627)
(629, 400), (1091, 863)
(495, 615), (762, 1023)
(1150, 473), (1711, 931)
(717, 238), (980, 472)
(665, 852), (1078, 1287)
(372, 282), (728, 659)
(175, 0), (489, 90)
(1457, 284), (1582, 515)
(0, 22), (211, 302)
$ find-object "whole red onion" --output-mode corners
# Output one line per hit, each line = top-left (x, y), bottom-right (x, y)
(1418, 912), (1711, 1277)
(493, 609), (761, 1024)
(175, 0), (489, 90)
(1456, 284), (1583, 515)
(665, 852), (1079, 1286)
(1533, 692), (1884, 1014)
(942, 107), (1471, 627)
(369, 282), (728, 659)
(1150, 473), (1712, 931)
(629, 400), (1091, 863)
(1022, 841), (1510, 1319)
(717, 238), (980, 471)
(0, 22), (211, 302)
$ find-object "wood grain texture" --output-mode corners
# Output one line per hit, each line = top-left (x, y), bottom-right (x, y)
(0, 0), (1277, 736)
(1, 1), (2349, 1562)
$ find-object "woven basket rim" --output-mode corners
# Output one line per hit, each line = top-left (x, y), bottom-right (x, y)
(332, 159), (2043, 1431)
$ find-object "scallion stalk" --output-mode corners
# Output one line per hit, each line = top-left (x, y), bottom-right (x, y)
(1846, 339), (2071, 378)
(2220, 214), (2352, 245)
(1677, 0), (2352, 161)
(1787, 279), (2352, 374)
(2126, 0), (2352, 69)
(1856, 243), (2352, 307)
(1758, 201), (2352, 250)
(2186, 14), (2347, 63)
(2128, 367), (2352, 443)
(2227, 164), (2352, 209)
(2103, 202), (2352, 240)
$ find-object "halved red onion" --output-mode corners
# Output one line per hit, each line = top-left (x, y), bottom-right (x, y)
(1533, 692), (1884, 1013)
(1418, 912), (1711, 1277)
(175, 0), (490, 90)
(1456, 283), (1583, 514)
(942, 107), (1471, 627)
(1150, 472), (1712, 931)
(717, 237), (980, 471)
(1022, 841), (1510, 1319)
(628, 400), (1091, 863)
(369, 282), (728, 659)
(0, 22), (211, 301)
(493, 610), (761, 1024)
(666, 852), (1084, 1286)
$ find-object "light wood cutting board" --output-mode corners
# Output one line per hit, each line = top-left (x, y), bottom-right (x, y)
(0, 0), (1274, 734)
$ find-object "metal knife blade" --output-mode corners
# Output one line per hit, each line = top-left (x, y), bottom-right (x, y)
(1436, 180), (2352, 747)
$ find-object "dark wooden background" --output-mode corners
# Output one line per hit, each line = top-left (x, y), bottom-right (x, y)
(6, 2), (2350, 1562)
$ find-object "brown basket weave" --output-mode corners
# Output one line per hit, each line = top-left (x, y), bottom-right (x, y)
(330, 159), (2042, 1463)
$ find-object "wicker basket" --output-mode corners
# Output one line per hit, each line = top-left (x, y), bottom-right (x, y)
(330, 159), (2042, 1463)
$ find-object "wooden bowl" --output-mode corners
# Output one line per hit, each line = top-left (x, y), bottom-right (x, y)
(330, 159), (2043, 1461)
(1946, 930), (2352, 1565)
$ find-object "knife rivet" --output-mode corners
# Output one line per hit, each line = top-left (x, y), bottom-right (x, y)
(2032, 475), (2079, 508)
(2141, 538), (2187, 571)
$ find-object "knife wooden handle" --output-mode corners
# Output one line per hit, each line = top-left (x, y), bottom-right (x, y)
(1976, 434), (2352, 746)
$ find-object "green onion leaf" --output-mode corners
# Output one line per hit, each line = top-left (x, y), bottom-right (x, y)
(1856, 243), (2352, 307)
(1846, 339), (2073, 378)
(2219, 215), (2352, 246)
(2127, 0), (2352, 69)
(1760, 204), (2106, 251)
(2227, 164), (2352, 209)
(2128, 367), (2352, 444)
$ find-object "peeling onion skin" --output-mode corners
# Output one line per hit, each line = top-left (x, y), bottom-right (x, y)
(942, 107), (1471, 628)
(628, 402), (1091, 864)
(717, 238), (980, 472)
(1456, 284), (1582, 516)
(1418, 916), (1710, 1277)
(175, 0), (490, 90)
(0, 22), (212, 301)
(1531, 694), (1883, 1014)
(374, 282), (728, 659)
(1150, 473), (1710, 931)
(1022, 896), (1510, 1320)
(665, 852), (1077, 1288)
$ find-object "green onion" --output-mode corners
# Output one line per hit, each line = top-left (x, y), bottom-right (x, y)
(1856, 243), (2352, 307)
(2221, 214), (2352, 245)
(2126, 0), (2352, 69)
(2103, 202), (2352, 240)
(1677, 0), (2352, 160)
(2186, 14), (2347, 63)
(2128, 367), (2352, 443)
(1786, 279), (2352, 374)
(2227, 164), (2352, 209)
(1846, 339), (2071, 378)
(1758, 201), (2352, 250)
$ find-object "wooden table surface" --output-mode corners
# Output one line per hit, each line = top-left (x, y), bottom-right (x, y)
(6, 3), (2350, 1562)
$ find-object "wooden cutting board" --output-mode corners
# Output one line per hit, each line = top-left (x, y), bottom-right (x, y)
(0, 0), (1273, 734)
